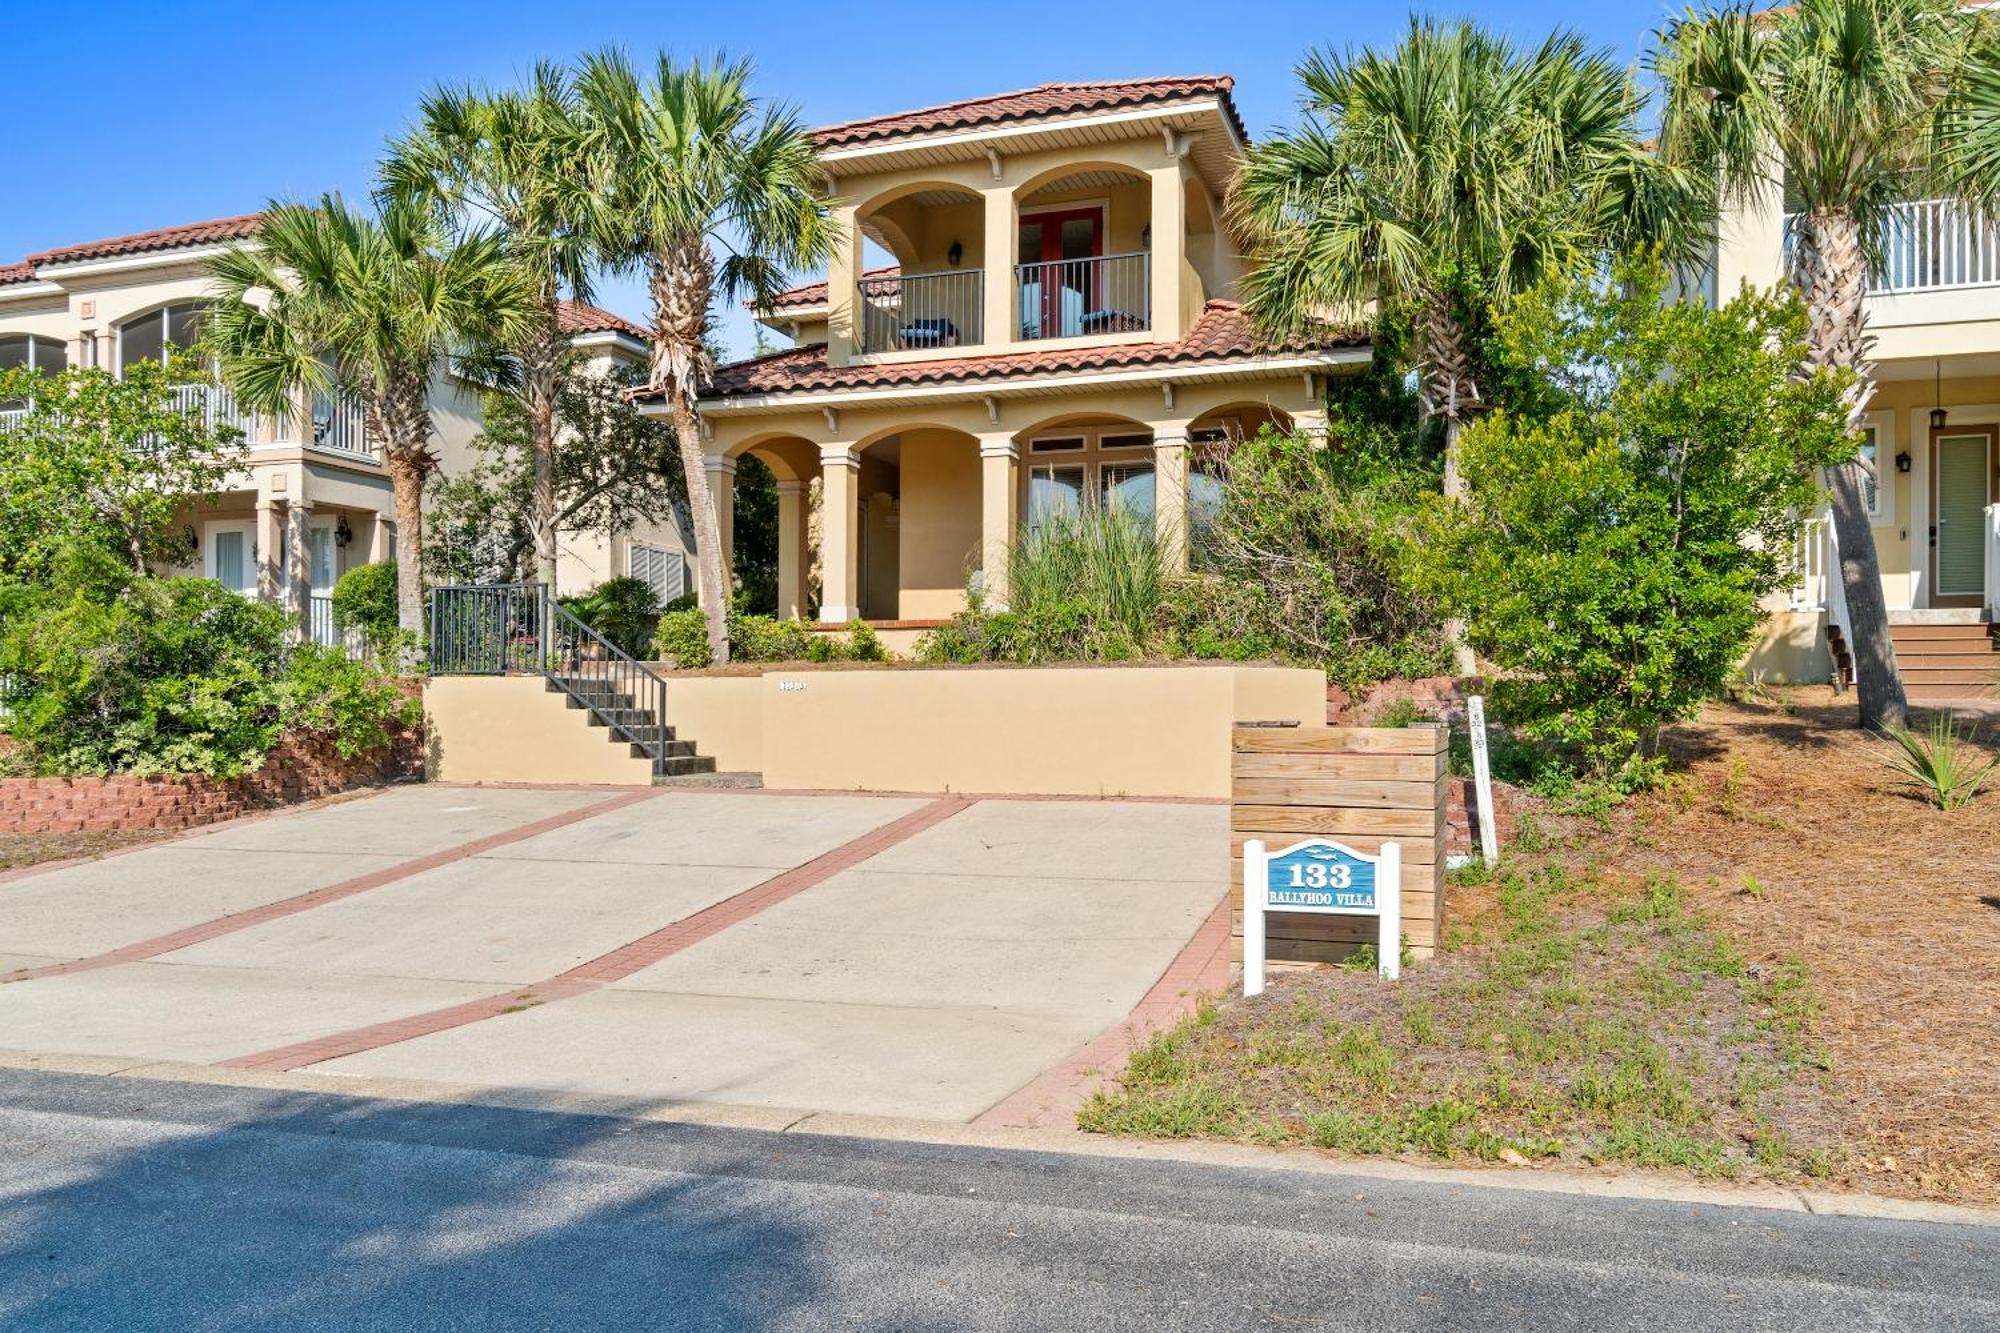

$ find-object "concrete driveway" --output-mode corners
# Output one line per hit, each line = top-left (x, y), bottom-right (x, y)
(0, 785), (1227, 1123)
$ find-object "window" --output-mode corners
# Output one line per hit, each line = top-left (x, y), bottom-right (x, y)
(0, 335), (65, 408)
(629, 542), (687, 604)
(1028, 436), (1085, 454)
(1027, 465), (1085, 534)
(118, 302), (207, 371)
(1100, 462), (1155, 519)
(1858, 421), (1895, 523)
(309, 526), (337, 595)
(1098, 432), (1152, 451)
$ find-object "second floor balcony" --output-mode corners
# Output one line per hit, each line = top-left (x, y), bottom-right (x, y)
(854, 251), (1156, 356)
(0, 380), (373, 462)
(1783, 198), (2000, 295)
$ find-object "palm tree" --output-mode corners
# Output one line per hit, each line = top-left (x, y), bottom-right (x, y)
(382, 62), (603, 593)
(204, 195), (537, 639)
(1653, 0), (1991, 733)
(1232, 18), (1695, 497)
(577, 49), (831, 666)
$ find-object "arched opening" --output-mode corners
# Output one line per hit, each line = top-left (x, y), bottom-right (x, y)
(854, 182), (985, 353)
(0, 334), (68, 411)
(116, 300), (208, 371)
(1013, 163), (1152, 340)
(723, 433), (820, 619)
(848, 423), (983, 620)
(1012, 413), (1158, 536)
(1184, 402), (1299, 548)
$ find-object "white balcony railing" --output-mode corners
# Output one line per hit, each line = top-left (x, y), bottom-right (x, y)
(0, 408), (22, 433)
(858, 270), (983, 354)
(167, 382), (257, 439)
(1784, 199), (2000, 294)
(311, 392), (372, 458)
(305, 594), (370, 655)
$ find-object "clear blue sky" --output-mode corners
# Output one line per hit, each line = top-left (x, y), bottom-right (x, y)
(11, 0), (1669, 359)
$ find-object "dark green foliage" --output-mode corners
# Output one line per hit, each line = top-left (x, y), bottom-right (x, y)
(729, 453), (780, 616)
(652, 608), (879, 666)
(0, 547), (415, 777)
(329, 562), (402, 654)
(559, 576), (662, 657)
(1422, 258), (1852, 767)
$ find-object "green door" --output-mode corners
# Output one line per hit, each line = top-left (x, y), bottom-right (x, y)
(1934, 433), (1992, 599)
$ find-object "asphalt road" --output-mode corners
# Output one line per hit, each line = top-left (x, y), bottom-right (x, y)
(0, 1069), (1991, 1331)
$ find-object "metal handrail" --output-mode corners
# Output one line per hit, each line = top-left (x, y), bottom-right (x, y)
(427, 582), (671, 768)
(1015, 251), (1150, 340)
(858, 269), (983, 353)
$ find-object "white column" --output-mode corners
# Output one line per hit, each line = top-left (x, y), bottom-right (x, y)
(1153, 428), (1190, 574)
(255, 495), (285, 603)
(776, 479), (808, 621)
(285, 499), (313, 629)
(818, 444), (860, 623)
(368, 512), (393, 564)
(93, 331), (115, 373)
(978, 434), (1019, 608)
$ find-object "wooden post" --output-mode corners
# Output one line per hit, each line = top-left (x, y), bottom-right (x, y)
(1230, 725), (1448, 968)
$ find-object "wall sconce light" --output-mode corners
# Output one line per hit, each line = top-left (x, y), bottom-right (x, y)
(334, 516), (353, 549)
(1930, 360), (1947, 431)
(1896, 450), (1912, 474)
(947, 241), (963, 268)
(183, 524), (199, 554)
(1141, 223), (1152, 248)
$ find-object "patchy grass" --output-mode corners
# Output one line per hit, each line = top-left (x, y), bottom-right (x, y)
(1081, 864), (1836, 1181)
(0, 828), (166, 873)
(1086, 690), (2000, 1202)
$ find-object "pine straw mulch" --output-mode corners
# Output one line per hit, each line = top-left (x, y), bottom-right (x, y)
(1081, 688), (1999, 1204)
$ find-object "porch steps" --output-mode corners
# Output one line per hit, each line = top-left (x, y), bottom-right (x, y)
(545, 676), (720, 780)
(1824, 620), (2000, 702)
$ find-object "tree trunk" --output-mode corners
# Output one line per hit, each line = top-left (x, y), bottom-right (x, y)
(647, 246), (730, 666)
(523, 313), (563, 595)
(1796, 208), (1909, 732)
(1414, 289), (1479, 674)
(388, 456), (428, 644)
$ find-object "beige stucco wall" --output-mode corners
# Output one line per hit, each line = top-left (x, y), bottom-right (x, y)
(425, 676), (656, 786)
(1746, 611), (1836, 685)
(660, 664), (1324, 798)
(895, 429), (982, 618)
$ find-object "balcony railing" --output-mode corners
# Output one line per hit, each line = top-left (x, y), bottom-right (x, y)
(1016, 252), (1150, 341)
(857, 269), (983, 354)
(311, 391), (372, 458)
(167, 382), (256, 439)
(1784, 199), (2000, 294)
(305, 593), (369, 654)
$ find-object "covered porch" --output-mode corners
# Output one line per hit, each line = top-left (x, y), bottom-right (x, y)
(698, 382), (1327, 631)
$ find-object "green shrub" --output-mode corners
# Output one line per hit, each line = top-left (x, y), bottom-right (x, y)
(1875, 713), (1997, 811)
(651, 608), (886, 667)
(1007, 504), (1164, 651)
(560, 576), (662, 658)
(1422, 257), (1851, 769)
(0, 546), (413, 777)
(329, 562), (400, 652)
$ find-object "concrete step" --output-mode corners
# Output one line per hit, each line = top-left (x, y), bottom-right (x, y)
(625, 737), (698, 759)
(652, 770), (763, 789)
(653, 754), (718, 778)
(590, 707), (672, 736)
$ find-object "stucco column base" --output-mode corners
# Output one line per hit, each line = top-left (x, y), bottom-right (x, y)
(978, 436), (1019, 608)
(819, 445), (860, 623)
(1153, 431), (1190, 574)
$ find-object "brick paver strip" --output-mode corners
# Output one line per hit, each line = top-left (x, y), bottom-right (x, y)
(0, 789), (663, 986)
(971, 892), (1234, 1132)
(218, 795), (976, 1072)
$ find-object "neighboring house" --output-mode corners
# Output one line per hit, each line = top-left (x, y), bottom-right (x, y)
(634, 77), (1367, 641)
(1718, 190), (2000, 696)
(0, 215), (688, 638)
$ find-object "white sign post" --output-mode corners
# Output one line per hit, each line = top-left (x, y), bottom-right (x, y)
(1467, 695), (1499, 866)
(1243, 837), (1401, 995)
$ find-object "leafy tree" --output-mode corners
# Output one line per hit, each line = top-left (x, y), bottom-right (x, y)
(1233, 17), (1699, 496)
(559, 576), (662, 657)
(424, 359), (689, 586)
(383, 63), (604, 592)
(203, 195), (538, 638)
(577, 50), (832, 664)
(1424, 258), (1852, 769)
(730, 453), (779, 615)
(1652, 0), (1995, 731)
(328, 561), (403, 656)
(0, 359), (244, 580)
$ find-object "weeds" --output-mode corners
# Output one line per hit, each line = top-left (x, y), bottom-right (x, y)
(1874, 713), (1998, 810)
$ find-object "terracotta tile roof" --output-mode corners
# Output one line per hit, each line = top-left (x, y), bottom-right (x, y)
(555, 300), (648, 341)
(759, 265), (898, 312)
(0, 262), (36, 287)
(685, 301), (1363, 401)
(25, 214), (264, 267)
(814, 76), (1247, 150)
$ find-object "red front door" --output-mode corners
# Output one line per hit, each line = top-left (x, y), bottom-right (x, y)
(1018, 207), (1103, 337)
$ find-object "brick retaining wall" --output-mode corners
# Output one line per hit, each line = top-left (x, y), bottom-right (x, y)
(0, 732), (422, 834)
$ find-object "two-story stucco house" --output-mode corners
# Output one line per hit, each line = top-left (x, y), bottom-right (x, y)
(635, 77), (1368, 644)
(0, 215), (690, 638)
(1720, 189), (2000, 698)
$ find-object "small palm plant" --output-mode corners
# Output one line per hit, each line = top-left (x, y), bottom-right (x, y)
(1875, 712), (1998, 810)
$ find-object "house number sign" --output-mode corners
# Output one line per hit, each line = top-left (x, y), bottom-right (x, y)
(1242, 837), (1402, 991)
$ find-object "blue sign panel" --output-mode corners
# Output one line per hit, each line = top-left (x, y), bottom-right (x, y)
(1262, 839), (1378, 913)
